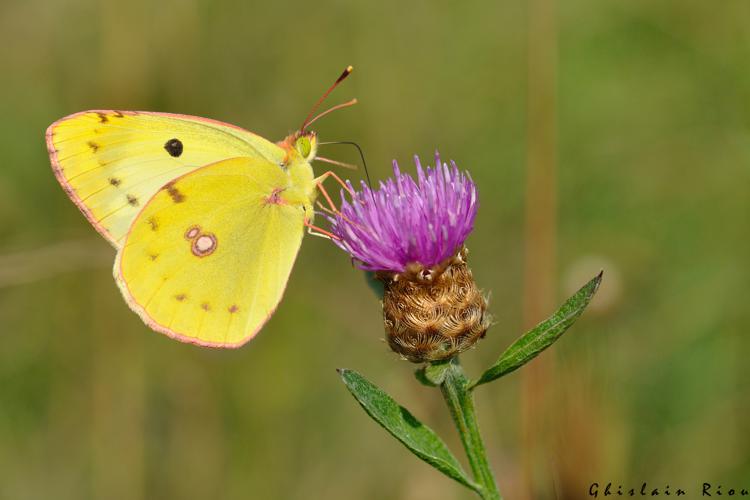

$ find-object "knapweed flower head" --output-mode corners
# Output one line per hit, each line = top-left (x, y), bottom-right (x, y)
(330, 153), (490, 363)
(330, 152), (478, 274)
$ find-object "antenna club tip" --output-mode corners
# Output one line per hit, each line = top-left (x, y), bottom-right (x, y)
(301, 67), (355, 130)
(336, 66), (354, 84)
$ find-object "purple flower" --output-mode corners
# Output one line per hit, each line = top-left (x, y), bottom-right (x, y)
(329, 152), (478, 273)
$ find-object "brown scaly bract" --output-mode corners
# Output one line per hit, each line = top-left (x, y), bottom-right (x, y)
(380, 248), (490, 363)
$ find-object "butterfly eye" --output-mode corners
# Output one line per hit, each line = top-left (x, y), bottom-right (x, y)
(295, 136), (312, 159)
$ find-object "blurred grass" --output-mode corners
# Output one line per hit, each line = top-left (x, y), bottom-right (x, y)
(1, 0), (748, 499)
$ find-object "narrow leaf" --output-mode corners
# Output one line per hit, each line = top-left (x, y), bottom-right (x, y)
(471, 271), (603, 388)
(338, 369), (479, 491)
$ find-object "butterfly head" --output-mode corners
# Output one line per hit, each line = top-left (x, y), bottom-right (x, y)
(280, 130), (318, 163)
(294, 131), (318, 162)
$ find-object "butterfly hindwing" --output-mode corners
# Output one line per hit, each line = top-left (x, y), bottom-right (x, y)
(46, 110), (286, 247)
(114, 156), (312, 347)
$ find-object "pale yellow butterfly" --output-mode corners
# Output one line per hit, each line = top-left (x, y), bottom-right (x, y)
(46, 66), (356, 348)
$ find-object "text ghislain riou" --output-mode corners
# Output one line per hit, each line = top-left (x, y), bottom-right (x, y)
(589, 482), (748, 497)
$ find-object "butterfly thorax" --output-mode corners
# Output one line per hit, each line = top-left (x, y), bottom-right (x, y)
(276, 156), (315, 212)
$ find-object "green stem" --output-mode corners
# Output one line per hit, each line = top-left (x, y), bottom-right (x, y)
(439, 358), (502, 500)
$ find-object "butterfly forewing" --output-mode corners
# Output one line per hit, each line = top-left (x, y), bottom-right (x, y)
(47, 110), (286, 247)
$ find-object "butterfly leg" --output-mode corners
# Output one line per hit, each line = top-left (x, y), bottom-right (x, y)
(304, 217), (338, 240)
(313, 171), (355, 214)
(307, 171), (360, 239)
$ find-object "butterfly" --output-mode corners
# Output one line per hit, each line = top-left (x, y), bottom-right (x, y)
(46, 66), (356, 348)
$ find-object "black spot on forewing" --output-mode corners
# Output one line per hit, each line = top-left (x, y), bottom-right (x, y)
(164, 138), (183, 157)
(175, 293), (187, 302)
(87, 141), (99, 152)
(127, 194), (139, 206)
(96, 112), (108, 123)
(163, 181), (185, 203)
(108, 177), (121, 186)
(201, 302), (211, 311)
(147, 217), (159, 231)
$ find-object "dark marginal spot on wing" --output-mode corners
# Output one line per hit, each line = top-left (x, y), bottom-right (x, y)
(148, 253), (159, 261)
(163, 181), (185, 203)
(127, 194), (139, 206)
(147, 217), (159, 231)
(201, 302), (211, 311)
(108, 177), (121, 186)
(87, 141), (99, 152)
(96, 112), (108, 123)
(175, 293), (187, 302)
(164, 138), (183, 157)
(228, 304), (239, 314)
(113, 111), (124, 118)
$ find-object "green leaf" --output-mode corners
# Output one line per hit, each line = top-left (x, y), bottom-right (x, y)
(338, 369), (479, 492)
(471, 271), (603, 389)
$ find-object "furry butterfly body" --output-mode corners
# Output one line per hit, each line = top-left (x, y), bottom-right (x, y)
(46, 107), (328, 347)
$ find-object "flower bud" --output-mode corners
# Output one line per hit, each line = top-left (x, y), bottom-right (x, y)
(380, 248), (490, 362)
(329, 153), (489, 362)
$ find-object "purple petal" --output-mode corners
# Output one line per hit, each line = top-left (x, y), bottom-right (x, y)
(328, 153), (479, 273)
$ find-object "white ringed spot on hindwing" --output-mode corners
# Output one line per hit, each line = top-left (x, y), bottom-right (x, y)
(185, 225), (201, 240)
(192, 233), (217, 257)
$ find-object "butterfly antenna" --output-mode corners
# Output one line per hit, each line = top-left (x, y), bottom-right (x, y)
(305, 98), (358, 129)
(300, 65), (354, 132)
(318, 141), (373, 191)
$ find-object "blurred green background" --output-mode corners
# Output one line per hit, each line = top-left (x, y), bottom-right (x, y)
(1, 0), (748, 499)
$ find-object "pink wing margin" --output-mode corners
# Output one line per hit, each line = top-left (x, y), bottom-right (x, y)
(117, 254), (285, 349)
